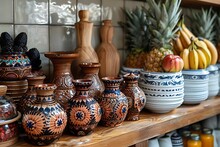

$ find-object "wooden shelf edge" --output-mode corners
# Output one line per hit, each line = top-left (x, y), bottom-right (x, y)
(14, 97), (220, 147)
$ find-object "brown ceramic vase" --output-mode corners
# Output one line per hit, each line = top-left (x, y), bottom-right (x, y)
(96, 20), (120, 78)
(19, 75), (46, 114)
(121, 73), (146, 121)
(22, 84), (67, 145)
(98, 77), (128, 127)
(79, 62), (104, 99)
(44, 52), (78, 110)
(67, 79), (102, 136)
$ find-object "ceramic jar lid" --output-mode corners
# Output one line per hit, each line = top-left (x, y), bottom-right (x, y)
(0, 85), (18, 122)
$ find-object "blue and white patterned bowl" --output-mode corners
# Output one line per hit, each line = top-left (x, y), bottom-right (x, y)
(139, 71), (184, 113)
(182, 70), (209, 104)
(121, 66), (143, 74)
(207, 65), (219, 98)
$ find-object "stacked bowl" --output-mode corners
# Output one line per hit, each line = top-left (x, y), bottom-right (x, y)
(139, 71), (184, 113)
(207, 65), (219, 98)
(182, 70), (209, 104)
(0, 80), (28, 107)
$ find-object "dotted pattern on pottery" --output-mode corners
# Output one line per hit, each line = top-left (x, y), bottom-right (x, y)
(145, 93), (184, 97)
(35, 84), (57, 90)
(0, 54), (31, 67)
(0, 66), (31, 80)
(140, 87), (184, 92)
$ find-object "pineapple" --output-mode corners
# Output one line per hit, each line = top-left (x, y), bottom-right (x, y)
(143, 0), (181, 72)
(120, 7), (149, 68)
(189, 8), (217, 43)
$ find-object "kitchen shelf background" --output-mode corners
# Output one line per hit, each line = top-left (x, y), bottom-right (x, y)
(0, 0), (204, 80)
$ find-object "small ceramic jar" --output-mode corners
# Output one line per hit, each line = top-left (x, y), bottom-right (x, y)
(0, 85), (21, 146)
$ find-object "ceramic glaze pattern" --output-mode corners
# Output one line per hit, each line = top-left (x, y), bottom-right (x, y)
(140, 71), (183, 80)
(67, 79), (101, 136)
(98, 77), (128, 127)
(0, 54), (32, 80)
(139, 78), (184, 87)
(121, 73), (146, 121)
(22, 84), (67, 146)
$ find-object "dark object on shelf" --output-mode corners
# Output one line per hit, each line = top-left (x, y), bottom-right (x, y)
(67, 79), (102, 136)
(0, 32), (14, 54)
(26, 48), (42, 70)
(22, 84), (67, 146)
(13, 32), (28, 53)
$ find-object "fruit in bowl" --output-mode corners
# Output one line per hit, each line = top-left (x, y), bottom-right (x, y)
(162, 54), (184, 72)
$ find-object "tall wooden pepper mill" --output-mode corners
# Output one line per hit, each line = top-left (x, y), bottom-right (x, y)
(74, 10), (99, 78)
(96, 20), (120, 78)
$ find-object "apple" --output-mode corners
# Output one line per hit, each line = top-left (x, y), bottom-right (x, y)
(162, 54), (184, 72)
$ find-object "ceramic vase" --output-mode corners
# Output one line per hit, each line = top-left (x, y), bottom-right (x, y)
(74, 10), (99, 78)
(79, 62), (104, 99)
(121, 73), (146, 121)
(96, 20), (120, 78)
(0, 85), (22, 146)
(67, 79), (102, 136)
(44, 52), (78, 110)
(0, 53), (31, 80)
(22, 84), (67, 145)
(98, 77), (128, 127)
(19, 75), (46, 114)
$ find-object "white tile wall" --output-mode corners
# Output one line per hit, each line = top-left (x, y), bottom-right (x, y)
(0, 0), (146, 78)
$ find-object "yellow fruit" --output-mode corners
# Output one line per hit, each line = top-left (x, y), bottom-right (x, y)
(196, 49), (207, 69)
(189, 48), (199, 70)
(203, 39), (218, 65)
(180, 30), (191, 49)
(180, 48), (190, 70)
(182, 24), (195, 39)
(194, 40), (212, 66)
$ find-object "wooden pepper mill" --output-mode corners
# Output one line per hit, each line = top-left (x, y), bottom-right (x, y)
(74, 10), (99, 78)
(96, 20), (120, 78)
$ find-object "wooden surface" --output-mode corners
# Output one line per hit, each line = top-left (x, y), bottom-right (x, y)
(181, 0), (220, 7)
(14, 97), (220, 147)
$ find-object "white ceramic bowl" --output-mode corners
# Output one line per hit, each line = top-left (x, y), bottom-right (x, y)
(121, 66), (143, 74)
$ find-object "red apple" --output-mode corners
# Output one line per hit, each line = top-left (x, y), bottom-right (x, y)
(162, 54), (184, 72)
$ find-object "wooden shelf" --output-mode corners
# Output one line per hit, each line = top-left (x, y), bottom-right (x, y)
(181, 0), (220, 8)
(14, 97), (220, 147)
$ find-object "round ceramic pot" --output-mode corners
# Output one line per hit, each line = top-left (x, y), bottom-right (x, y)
(0, 85), (21, 146)
(98, 77), (128, 127)
(79, 62), (104, 99)
(67, 79), (102, 136)
(182, 70), (209, 104)
(22, 84), (67, 145)
(121, 73), (146, 121)
(0, 53), (31, 80)
(139, 71), (184, 113)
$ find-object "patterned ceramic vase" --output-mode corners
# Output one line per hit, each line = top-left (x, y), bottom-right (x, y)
(98, 77), (128, 127)
(79, 62), (104, 99)
(19, 75), (46, 114)
(67, 79), (102, 136)
(22, 84), (67, 145)
(0, 53), (31, 80)
(121, 73), (146, 121)
(44, 52), (78, 110)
